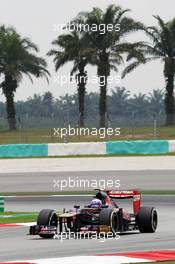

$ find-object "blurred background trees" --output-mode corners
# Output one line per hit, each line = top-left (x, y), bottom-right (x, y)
(0, 88), (165, 129)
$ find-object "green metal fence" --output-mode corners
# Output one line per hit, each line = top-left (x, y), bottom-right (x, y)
(0, 197), (4, 212)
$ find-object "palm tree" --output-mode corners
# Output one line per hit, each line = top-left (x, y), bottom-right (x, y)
(148, 89), (164, 115)
(122, 16), (175, 125)
(75, 4), (146, 127)
(0, 26), (49, 130)
(109, 87), (130, 116)
(131, 93), (149, 117)
(42, 92), (54, 118)
(48, 31), (91, 127)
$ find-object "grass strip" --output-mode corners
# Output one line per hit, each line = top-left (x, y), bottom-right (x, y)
(0, 211), (62, 224)
(1, 190), (175, 196)
(1, 126), (175, 144)
(0, 212), (37, 224)
(1, 152), (175, 159)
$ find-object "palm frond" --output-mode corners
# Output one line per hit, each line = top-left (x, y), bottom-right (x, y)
(122, 61), (143, 78)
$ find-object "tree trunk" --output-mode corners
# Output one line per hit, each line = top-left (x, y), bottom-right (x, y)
(6, 92), (16, 130)
(77, 70), (87, 127)
(165, 74), (175, 125)
(78, 85), (85, 127)
(99, 79), (107, 128)
(2, 74), (17, 130)
(98, 51), (110, 128)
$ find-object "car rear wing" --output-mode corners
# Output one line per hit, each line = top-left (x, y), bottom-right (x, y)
(106, 190), (141, 215)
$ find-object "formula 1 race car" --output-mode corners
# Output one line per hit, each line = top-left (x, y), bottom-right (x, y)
(29, 189), (158, 239)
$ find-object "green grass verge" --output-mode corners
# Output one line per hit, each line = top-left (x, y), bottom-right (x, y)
(0, 211), (63, 224)
(1, 153), (175, 159)
(1, 126), (175, 144)
(1, 191), (94, 196)
(0, 212), (38, 224)
(1, 190), (175, 196)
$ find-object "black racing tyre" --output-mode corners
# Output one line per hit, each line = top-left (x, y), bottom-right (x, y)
(137, 206), (158, 233)
(99, 208), (119, 235)
(99, 208), (112, 225)
(37, 209), (58, 238)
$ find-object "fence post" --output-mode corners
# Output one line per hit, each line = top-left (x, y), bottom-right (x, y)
(153, 119), (157, 139)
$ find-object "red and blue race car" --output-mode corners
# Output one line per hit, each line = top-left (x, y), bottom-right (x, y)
(29, 189), (158, 239)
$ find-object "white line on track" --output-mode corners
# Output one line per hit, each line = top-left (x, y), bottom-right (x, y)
(5, 256), (150, 264)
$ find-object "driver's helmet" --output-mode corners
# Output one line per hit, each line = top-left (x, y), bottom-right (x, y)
(96, 191), (107, 205)
(90, 198), (102, 208)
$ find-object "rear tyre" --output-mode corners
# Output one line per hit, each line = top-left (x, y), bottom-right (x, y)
(137, 206), (158, 233)
(99, 208), (119, 235)
(37, 209), (58, 238)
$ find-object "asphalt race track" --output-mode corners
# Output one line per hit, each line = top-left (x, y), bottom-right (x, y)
(1, 170), (175, 193)
(0, 195), (175, 262)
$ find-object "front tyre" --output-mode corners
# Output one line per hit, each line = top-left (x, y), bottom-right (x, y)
(37, 209), (58, 238)
(137, 206), (158, 233)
